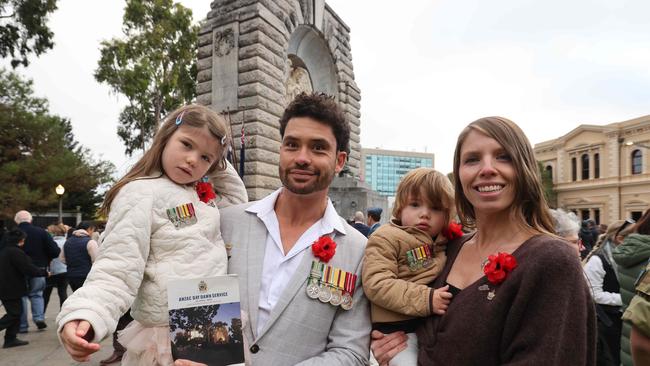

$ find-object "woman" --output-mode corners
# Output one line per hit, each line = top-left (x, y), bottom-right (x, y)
(613, 210), (650, 366)
(550, 208), (583, 256)
(63, 221), (99, 291)
(372, 117), (596, 365)
(583, 220), (631, 366)
(43, 223), (68, 311)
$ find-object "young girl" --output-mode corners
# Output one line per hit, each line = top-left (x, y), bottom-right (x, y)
(56, 104), (248, 365)
(362, 167), (458, 366)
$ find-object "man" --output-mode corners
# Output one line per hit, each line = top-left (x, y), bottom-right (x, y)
(352, 211), (370, 237)
(367, 208), (382, 236)
(14, 210), (60, 332)
(217, 93), (371, 365)
(0, 229), (49, 348)
(623, 259), (650, 365)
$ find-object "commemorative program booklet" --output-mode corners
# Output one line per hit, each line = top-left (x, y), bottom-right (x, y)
(167, 275), (245, 366)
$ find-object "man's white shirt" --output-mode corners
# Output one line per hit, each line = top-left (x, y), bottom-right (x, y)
(245, 188), (346, 336)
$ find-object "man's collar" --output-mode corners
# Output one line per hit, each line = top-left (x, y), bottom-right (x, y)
(246, 187), (346, 235)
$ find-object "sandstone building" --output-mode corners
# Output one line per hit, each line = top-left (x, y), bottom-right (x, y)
(534, 115), (650, 224)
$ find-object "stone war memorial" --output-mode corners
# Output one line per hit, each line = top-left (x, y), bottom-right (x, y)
(197, 0), (387, 218)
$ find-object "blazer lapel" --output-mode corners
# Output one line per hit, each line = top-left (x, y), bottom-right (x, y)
(245, 214), (267, 340)
(256, 248), (314, 340)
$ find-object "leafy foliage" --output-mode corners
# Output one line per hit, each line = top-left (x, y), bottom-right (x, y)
(95, 0), (198, 155)
(538, 161), (556, 208)
(0, 0), (58, 67)
(0, 69), (115, 220)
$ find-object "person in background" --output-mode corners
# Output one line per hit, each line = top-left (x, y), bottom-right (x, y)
(550, 208), (583, 256)
(580, 219), (597, 259)
(14, 210), (60, 332)
(368, 207), (383, 236)
(613, 209), (650, 366)
(44, 224), (68, 311)
(583, 219), (634, 366)
(63, 221), (99, 292)
(352, 211), (370, 237)
(0, 229), (49, 348)
(623, 258), (650, 365)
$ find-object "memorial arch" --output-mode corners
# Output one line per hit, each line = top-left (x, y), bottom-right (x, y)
(197, 0), (362, 199)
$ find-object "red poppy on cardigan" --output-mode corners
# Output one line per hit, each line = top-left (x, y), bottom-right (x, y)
(483, 252), (518, 285)
(312, 236), (337, 263)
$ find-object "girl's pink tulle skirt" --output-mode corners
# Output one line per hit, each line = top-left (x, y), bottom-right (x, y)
(118, 320), (174, 366)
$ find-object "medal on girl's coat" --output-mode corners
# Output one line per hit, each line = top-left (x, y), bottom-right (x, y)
(166, 202), (197, 228)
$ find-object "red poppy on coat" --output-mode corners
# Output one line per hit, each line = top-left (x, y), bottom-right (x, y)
(196, 181), (217, 203)
(312, 236), (337, 263)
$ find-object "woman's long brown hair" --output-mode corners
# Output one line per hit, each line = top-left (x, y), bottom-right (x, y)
(452, 116), (555, 234)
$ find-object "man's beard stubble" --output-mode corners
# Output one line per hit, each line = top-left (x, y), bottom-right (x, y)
(280, 163), (334, 195)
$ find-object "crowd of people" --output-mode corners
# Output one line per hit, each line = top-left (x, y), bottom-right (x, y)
(1, 92), (650, 366)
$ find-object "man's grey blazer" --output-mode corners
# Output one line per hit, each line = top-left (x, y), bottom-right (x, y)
(220, 202), (371, 366)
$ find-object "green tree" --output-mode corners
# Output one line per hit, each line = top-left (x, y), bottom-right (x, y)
(95, 0), (198, 155)
(0, 0), (58, 67)
(538, 161), (557, 208)
(0, 68), (115, 219)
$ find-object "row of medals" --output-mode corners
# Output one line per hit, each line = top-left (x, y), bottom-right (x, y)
(166, 203), (197, 228)
(407, 244), (434, 272)
(306, 267), (353, 310)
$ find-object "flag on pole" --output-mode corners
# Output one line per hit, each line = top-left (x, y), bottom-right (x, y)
(239, 123), (245, 177)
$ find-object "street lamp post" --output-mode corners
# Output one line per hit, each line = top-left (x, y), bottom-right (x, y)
(55, 184), (65, 224)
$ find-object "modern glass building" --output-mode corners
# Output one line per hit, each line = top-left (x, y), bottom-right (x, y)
(361, 148), (435, 197)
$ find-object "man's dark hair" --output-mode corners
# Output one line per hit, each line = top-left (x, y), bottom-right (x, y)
(279, 92), (350, 153)
(4, 229), (26, 246)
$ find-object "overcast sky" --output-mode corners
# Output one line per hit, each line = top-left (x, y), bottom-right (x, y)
(9, 0), (650, 175)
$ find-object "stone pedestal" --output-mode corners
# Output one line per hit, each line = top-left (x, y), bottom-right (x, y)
(198, 0), (362, 200)
(328, 176), (389, 224)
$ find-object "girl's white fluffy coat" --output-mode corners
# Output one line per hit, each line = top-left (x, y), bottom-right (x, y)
(56, 162), (247, 342)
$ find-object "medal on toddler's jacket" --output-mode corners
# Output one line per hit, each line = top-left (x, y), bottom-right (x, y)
(406, 243), (434, 271)
(166, 202), (197, 228)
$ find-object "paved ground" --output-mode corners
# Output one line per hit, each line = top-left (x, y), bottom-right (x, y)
(0, 292), (114, 366)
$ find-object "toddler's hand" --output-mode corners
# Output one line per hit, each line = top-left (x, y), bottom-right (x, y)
(60, 320), (101, 362)
(431, 285), (453, 315)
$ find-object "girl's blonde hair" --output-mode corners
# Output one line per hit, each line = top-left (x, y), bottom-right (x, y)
(452, 116), (554, 234)
(392, 168), (455, 228)
(100, 104), (230, 216)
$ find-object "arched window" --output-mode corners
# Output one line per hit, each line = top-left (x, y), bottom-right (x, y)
(581, 154), (589, 180)
(545, 165), (553, 181)
(594, 153), (600, 179)
(571, 157), (577, 181)
(632, 150), (642, 175)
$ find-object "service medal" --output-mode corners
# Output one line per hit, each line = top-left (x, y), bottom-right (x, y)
(306, 282), (320, 299)
(318, 285), (332, 303)
(330, 290), (343, 306)
(341, 294), (353, 310)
